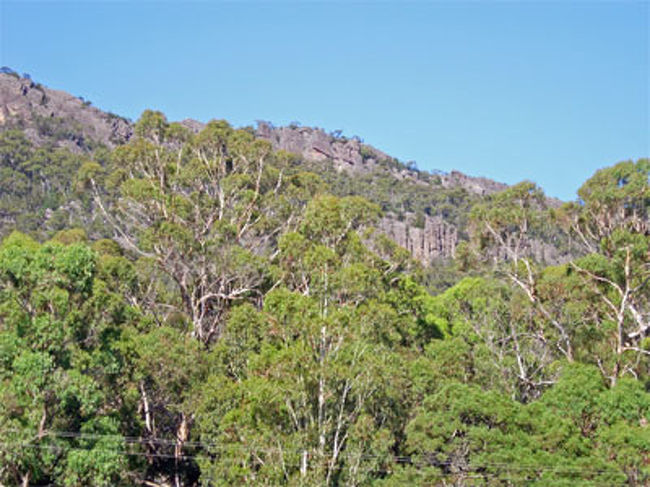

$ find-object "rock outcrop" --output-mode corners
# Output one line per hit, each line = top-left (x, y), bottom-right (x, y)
(0, 72), (132, 150)
(380, 214), (458, 264)
(180, 118), (205, 134)
(254, 121), (514, 261)
(256, 121), (390, 174)
(440, 170), (507, 196)
(256, 121), (508, 197)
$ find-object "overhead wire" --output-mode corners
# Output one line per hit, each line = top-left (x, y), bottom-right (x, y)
(1, 427), (637, 475)
(0, 435), (635, 482)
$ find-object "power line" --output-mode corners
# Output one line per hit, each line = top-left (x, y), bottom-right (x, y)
(0, 440), (634, 480)
(0, 428), (634, 475)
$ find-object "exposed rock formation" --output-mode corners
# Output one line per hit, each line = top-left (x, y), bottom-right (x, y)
(441, 170), (507, 196)
(0, 72), (132, 150)
(254, 121), (514, 260)
(254, 121), (519, 260)
(380, 213), (458, 264)
(179, 118), (205, 134)
(256, 121), (390, 173)
(256, 121), (508, 196)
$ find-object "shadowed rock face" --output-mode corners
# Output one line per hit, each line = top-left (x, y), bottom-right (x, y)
(380, 214), (458, 264)
(0, 73), (132, 150)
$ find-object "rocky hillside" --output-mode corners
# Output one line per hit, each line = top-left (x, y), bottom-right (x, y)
(0, 69), (132, 151)
(253, 122), (523, 262)
(253, 122), (517, 263)
(256, 121), (507, 195)
(0, 71), (565, 265)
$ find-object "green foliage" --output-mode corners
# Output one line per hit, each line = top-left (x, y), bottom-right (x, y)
(299, 153), (480, 241)
(0, 235), (140, 486)
(0, 114), (647, 485)
(0, 131), (103, 240)
(557, 158), (649, 253)
(397, 371), (645, 486)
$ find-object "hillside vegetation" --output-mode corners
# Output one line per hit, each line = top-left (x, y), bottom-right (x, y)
(0, 75), (648, 486)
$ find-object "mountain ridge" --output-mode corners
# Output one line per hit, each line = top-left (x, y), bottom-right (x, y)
(0, 70), (508, 196)
(0, 70), (564, 265)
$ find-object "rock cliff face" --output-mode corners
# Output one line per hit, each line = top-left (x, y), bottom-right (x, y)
(380, 214), (458, 264)
(0, 72), (132, 150)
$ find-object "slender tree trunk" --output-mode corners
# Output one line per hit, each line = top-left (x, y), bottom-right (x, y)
(301, 450), (308, 478)
(174, 413), (189, 487)
(318, 324), (326, 456)
(140, 381), (157, 463)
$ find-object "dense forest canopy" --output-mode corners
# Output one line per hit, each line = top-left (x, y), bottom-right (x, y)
(0, 104), (648, 486)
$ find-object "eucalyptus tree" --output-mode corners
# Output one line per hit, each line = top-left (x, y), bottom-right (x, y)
(387, 364), (649, 486)
(555, 159), (649, 384)
(90, 111), (309, 344)
(193, 194), (437, 485)
(469, 161), (649, 386)
(0, 233), (137, 486)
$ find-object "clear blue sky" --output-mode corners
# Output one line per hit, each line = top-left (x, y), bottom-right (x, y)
(1, 1), (647, 200)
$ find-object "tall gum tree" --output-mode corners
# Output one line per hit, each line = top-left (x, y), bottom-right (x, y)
(470, 161), (649, 387)
(194, 194), (430, 485)
(556, 159), (649, 385)
(468, 182), (572, 398)
(90, 111), (307, 344)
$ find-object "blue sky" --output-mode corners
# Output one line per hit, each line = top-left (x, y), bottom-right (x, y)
(1, 1), (647, 200)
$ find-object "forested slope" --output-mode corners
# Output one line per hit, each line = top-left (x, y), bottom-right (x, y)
(0, 71), (569, 268)
(0, 72), (648, 486)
